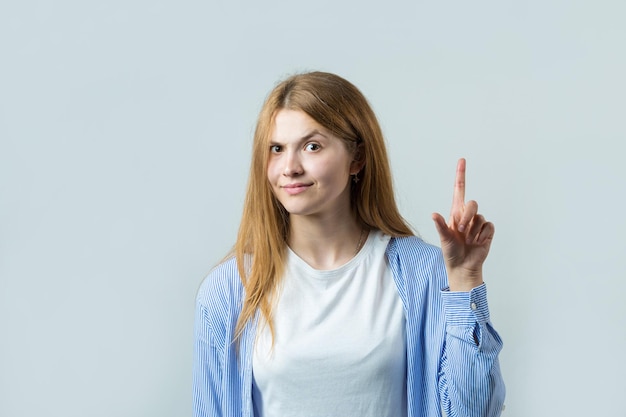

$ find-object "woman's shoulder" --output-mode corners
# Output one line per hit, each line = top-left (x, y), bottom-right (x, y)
(196, 256), (244, 308)
(387, 235), (443, 261)
(386, 235), (448, 290)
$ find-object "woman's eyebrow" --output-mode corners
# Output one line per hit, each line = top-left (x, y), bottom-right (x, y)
(270, 129), (328, 145)
(299, 129), (327, 142)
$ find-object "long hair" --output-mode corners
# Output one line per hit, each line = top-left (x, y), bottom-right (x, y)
(234, 71), (414, 342)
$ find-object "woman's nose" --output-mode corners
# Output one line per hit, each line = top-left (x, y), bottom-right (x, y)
(283, 152), (303, 176)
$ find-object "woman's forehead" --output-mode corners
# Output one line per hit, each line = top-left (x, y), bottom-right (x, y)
(270, 110), (329, 141)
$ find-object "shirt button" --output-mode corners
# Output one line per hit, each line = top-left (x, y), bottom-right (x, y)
(470, 302), (477, 310)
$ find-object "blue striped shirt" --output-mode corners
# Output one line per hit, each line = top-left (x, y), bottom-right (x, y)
(193, 236), (505, 417)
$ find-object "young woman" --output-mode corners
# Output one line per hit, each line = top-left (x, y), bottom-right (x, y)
(193, 71), (505, 417)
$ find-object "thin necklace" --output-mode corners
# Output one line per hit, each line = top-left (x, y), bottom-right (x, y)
(354, 228), (366, 256)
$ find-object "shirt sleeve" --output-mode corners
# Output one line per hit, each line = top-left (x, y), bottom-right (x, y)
(192, 299), (223, 417)
(438, 283), (506, 417)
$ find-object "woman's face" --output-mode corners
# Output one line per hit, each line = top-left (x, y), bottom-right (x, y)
(267, 109), (359, 220)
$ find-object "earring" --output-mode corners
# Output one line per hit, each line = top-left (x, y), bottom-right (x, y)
(352, 173), (360, 183)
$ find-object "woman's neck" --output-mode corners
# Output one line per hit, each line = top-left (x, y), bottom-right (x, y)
(287, 214), (366, 270)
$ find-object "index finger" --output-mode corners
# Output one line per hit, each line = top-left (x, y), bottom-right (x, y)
(452, 158), (466, 208)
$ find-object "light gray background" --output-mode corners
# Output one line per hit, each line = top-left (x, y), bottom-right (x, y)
(1, 1), (624, 416)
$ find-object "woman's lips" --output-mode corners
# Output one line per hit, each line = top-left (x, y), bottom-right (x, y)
(282, 183), (312, 195)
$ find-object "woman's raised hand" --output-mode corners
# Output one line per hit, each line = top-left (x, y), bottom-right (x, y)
(431, 158), (495, 292)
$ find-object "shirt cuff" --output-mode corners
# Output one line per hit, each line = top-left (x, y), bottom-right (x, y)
(440, 283), (490, 325)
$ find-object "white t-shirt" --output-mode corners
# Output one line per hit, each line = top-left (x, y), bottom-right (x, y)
(252, 230), (407, 417)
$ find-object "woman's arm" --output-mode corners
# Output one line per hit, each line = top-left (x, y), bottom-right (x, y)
(432, 159), (505, 415)
(192, 300), (223, 417)
(438, 284), (505, 416)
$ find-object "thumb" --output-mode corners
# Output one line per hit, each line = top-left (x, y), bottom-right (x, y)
(432, 212), (454, 243)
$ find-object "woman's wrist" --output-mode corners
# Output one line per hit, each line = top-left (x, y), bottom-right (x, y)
(447, 269), (483, 292)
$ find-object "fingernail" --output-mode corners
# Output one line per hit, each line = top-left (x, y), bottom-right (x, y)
(458, 224), (465, 232)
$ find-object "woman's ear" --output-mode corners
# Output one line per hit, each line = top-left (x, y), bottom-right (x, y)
(350, 142), (366, 175)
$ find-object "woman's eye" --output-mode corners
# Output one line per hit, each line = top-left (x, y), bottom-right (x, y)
(305, 143), (320, 151)
(270, 145), (282, 153)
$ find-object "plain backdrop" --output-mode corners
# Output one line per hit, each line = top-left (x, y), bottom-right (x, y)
(1, 1), (625, 416)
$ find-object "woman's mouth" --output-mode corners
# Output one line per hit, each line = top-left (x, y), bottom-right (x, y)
(282, 183), (312, 195)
